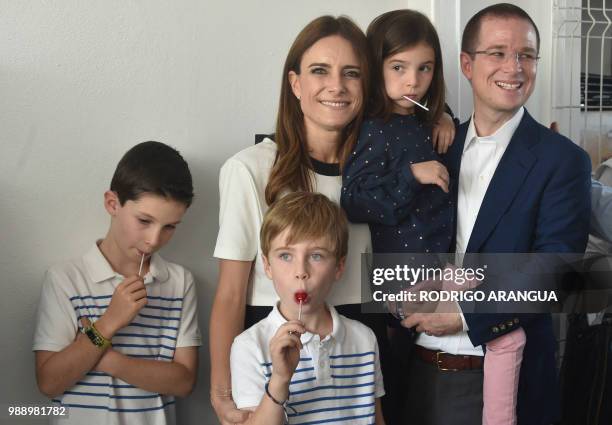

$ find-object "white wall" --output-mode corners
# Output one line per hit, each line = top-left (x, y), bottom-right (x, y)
(0, 1), (411, 424)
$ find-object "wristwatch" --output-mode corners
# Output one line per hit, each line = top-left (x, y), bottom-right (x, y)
(81, 322), (112, 350)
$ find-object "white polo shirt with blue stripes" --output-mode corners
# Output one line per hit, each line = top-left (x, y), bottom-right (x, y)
(230, 303), (385, 425)
(33, 243), (202, 425)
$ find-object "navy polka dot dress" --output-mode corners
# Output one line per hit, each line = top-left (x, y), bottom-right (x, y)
(341, 114), (454, 254)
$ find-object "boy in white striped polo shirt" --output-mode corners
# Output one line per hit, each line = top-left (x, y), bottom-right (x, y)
(33, 141), (201, 425)
(230, 192), (385, 425)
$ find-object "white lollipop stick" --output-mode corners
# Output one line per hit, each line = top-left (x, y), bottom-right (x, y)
(402, 95), (429, 111)
(288, 301), (304, 337)
(138, 253), (145, 277)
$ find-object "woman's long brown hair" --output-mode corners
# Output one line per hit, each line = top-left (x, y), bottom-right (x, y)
(265, 16), (370, 205)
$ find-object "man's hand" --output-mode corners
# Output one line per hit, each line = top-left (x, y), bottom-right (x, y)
(387, 279), (443, 318)
(400, 290), (463, 337)
(401, 312), (463, 336)
(210, 393), (251, 425)
(399, 269), (465, 336)
(410, 161), (449, 193)
(432, 112), (456, 154)
(96, 276), (147, 338)
(390, 264), (481, 318)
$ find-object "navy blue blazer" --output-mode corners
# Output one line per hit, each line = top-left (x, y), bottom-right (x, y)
(445, 110), (591, 425)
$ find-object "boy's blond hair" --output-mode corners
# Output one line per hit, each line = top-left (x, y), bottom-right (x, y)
(260, 192), (348, 260)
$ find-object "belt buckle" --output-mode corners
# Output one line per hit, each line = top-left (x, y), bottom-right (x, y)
(436, 351), (459, 372)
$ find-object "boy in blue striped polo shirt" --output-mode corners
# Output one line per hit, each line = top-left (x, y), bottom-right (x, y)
(33, 141), (201, 425)
(230, 192), (385, 425)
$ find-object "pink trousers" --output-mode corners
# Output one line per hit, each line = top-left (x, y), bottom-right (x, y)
(482, 327), (526, 425)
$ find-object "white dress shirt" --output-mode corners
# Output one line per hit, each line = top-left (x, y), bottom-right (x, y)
(416, 107), (525, 355)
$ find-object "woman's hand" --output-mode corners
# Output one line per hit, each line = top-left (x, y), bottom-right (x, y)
(432, 112), (456, 154)
(209, 259), (253, 425)
(210, 393), (251, 425)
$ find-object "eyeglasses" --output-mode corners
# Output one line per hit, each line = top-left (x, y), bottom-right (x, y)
(468, 49), (540, 66)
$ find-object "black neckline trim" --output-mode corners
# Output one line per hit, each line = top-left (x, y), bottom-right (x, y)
(309, 156), (340, 176)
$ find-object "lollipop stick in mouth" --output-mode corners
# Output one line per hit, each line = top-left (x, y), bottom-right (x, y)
(402, 95), (429, 111)
(294, 292), (307, 322)
(138, 253), (145, 277)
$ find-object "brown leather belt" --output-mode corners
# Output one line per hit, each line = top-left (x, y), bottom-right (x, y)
(415, 345), (484, 371)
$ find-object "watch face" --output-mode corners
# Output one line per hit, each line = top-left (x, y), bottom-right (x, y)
(85, 327), (103, 346)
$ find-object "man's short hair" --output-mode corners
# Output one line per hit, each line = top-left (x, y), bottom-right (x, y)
(260, 192), (348, 261)
(462, 3), (540, 53)
(110, 141), (194, 207)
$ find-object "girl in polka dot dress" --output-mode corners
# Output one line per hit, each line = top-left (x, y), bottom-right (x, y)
(341, 9), (526, 425)
(342, 9), (454, 257)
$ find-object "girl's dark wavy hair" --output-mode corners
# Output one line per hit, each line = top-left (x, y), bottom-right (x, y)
(367, 9), (445, 125)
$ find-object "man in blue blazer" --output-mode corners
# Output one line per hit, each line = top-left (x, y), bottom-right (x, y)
(401, 4), (591, 425)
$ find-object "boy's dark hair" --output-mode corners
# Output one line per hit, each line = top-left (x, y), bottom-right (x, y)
(366, 9), (445, 125)
(110, 141), (194, 207)
(462, 3), (540, 54)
